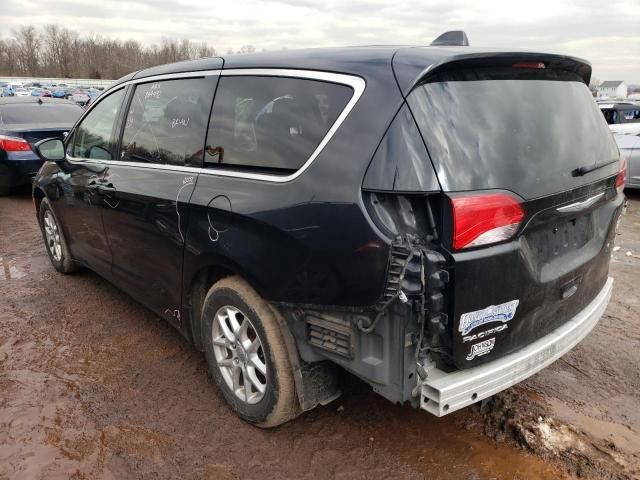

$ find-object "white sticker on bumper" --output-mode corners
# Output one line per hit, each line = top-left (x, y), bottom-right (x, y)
(466, 338), (496, 361)
(459, 300), (519, 335)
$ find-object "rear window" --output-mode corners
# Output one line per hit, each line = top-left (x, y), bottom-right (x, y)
(205, 76), (352, 173)
(120, 77), (215, 167)
(409, 68), (619, 199)
(0, 103), (83, 125)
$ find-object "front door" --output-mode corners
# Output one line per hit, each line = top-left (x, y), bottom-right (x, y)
(53, 87), (127, 276)
(100, 76), (217, 325)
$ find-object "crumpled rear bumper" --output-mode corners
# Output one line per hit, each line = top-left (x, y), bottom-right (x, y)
(420, 276), (613, 416)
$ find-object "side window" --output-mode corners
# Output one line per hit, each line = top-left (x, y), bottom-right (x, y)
(72, 88), (125, 160)
(205, 76), (353, 173)
(120, 78), (215, 166)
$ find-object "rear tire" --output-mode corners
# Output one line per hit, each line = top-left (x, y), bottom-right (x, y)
(38, 197), (80, 274)
(202, 275), (300, 427)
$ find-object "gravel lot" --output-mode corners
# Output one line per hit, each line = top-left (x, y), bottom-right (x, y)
(1, 188), (639, 479)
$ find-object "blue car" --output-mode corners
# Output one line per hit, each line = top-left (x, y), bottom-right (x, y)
(51, 89), (67, 99)
(0, 97), (83, 194)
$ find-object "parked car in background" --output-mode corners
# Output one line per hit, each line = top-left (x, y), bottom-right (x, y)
(30, 88), (45, 97)
(31, 33), (625, 428)
(0, 97), (83, 195)
(615, 132), (640, 189)
(69, 90), (90, 106)
(86, 88), (101, 99)
(599, 102), (640, 134)
(14, 88), (31, 97)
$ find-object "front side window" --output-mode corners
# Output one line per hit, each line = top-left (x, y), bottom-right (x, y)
(72, 88), (125, 160)
(205, 76), (353, 173)
(120, 78), (215, 166)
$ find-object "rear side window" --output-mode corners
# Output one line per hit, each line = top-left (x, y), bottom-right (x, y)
(120, 78), (215, 167)
(205, 76), (352, 173)
(72, 89), (125, 160)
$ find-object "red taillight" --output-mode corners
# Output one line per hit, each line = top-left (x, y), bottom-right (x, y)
(616, 156), (627, 192)
(0, 135), (32, 152)
(512, 62), (546, 69)
(451, 193), (525, 250)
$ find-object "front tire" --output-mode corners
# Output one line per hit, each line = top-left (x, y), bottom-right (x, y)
(38, 197), (79, 273)
(202, 276), (300, 427)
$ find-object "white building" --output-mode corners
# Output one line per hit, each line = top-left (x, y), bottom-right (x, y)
(597, 81), (627, 99)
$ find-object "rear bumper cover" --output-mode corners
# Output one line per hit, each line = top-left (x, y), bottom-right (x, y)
(420, 276), (613, 416)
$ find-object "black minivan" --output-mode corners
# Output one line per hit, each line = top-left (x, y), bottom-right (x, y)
(33, 32), (626, 427)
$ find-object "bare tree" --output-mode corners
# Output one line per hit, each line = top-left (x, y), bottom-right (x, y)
(237, 45), (256, 54)
(0, 39), (20, 75)
(0, 25), (223, 79)
(13, 26), (41, 75)
(42, 25), (78, 78)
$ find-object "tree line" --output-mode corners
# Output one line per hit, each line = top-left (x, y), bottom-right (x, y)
(0, 25), (258, 80)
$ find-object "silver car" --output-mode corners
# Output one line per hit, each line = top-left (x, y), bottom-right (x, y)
(69, 90), (90, 106)
(615, 132), (640, 189)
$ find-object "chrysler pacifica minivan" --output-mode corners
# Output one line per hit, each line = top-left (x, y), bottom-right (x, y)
(32, 32), (626, 427)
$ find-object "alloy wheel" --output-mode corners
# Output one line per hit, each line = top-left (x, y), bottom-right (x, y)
(212, 305), (268, 404)
(43, 210), (62, 261)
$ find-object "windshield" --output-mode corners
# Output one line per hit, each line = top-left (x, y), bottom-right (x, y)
(0, 103), (83, 126)
(408, 68), (619, 199)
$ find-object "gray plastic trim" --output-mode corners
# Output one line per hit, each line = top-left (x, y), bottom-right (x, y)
(420, 277), (613, 416)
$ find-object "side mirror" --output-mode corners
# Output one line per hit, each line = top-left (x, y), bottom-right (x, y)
(34, 138), (65, 162)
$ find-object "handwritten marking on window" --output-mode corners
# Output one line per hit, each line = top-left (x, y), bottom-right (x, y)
(171, 117), (190, 128)
(144, 83), (162, 99)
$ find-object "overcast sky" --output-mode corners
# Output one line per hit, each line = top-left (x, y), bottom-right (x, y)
(2, 0), (639, 83)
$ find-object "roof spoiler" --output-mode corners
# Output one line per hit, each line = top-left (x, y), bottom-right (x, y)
(392, 51), (593, 96)
(431, 31), (469, 47)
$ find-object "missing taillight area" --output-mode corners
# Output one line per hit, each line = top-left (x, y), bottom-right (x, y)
(450, 193), (525, 250)
(0, 135), (32, 152)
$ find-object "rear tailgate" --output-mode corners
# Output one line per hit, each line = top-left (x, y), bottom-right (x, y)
(404, 58), (624, 369)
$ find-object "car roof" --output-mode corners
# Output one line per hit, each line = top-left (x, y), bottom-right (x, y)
(0, 97), (79, 106)
(110, 45), (592, 95)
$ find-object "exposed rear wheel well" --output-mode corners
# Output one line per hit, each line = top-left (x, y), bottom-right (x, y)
(187, 265), (233, 351)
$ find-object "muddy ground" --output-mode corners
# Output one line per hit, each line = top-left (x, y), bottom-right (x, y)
(1, 189), (639, 480)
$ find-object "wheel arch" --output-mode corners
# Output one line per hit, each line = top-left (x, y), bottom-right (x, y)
(33, 186), (46, 213)
(185, 262), (326, 414)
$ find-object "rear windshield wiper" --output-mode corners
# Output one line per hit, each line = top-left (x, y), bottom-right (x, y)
(572, 158), (618, 177)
